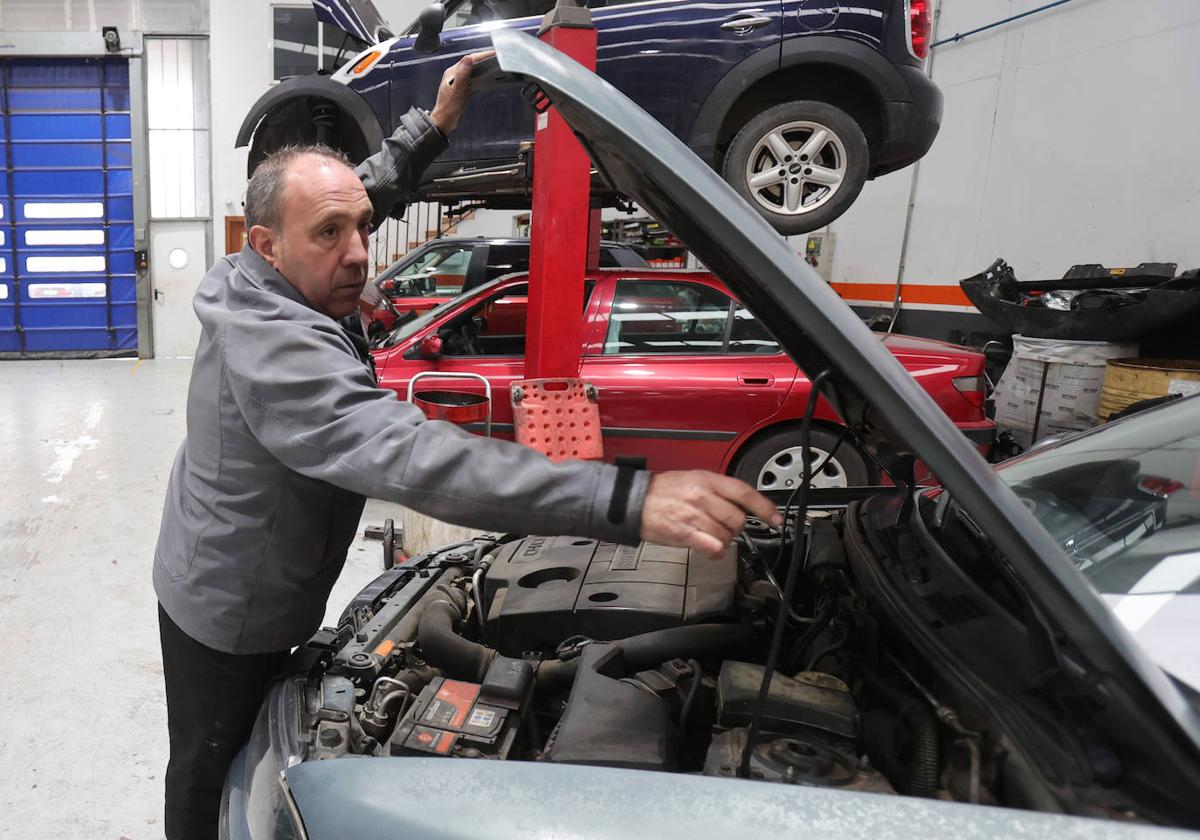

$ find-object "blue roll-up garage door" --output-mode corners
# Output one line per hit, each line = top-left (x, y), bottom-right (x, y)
(0, 57), (136, 355)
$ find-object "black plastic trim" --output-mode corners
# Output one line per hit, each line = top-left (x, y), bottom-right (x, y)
(960, 426), (996, 446)
(459, 423), (735, 441)
(602, 427), (736, 441)
(235, 75), (384, 166)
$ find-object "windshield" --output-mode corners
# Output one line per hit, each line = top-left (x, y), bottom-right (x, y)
(996, 397), (1200, 687)
(372, 280), (503, 349)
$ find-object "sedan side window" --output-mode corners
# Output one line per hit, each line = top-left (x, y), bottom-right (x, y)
(439, 281), (596, 356)
(387, 245), (472, 297)
(603, 279), (731, 355)
(728, 307), (781, 354)
(483, 244), (532, 283)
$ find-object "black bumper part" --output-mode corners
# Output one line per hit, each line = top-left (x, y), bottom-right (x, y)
(874, 66), (943, 176)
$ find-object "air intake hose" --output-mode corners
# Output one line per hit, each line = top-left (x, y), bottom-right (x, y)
(417, 585), (496, 682)
(537, 624), (754, 688)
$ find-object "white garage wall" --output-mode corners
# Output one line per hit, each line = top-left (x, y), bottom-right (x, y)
(826, 0), (1200, 290)
(0, 0), (208, 31)
(209, 0), (269, 223)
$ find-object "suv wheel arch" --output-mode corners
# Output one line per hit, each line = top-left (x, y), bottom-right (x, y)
(689, 35), (904, 170)
(236, 76), (384, 177)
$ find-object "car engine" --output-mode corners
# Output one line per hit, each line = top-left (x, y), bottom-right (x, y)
(291, 514), (972, 801)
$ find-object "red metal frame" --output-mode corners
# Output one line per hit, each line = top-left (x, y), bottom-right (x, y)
(523, 8), (599, 382)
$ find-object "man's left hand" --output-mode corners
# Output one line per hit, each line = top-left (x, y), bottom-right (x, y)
(430, 51), (494, 136)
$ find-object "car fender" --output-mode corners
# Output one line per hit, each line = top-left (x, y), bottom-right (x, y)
(235, 75), (384, 166)
(719, 390), (846, 474)
(688, 36), (909, 168)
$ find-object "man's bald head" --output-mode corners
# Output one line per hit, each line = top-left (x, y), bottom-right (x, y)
(244, 145), (354, 231)
(244, 146), (375, 319)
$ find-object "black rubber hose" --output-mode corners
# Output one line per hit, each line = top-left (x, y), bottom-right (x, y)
(786, 596), (837, 673)
(678, 659), (703, 735)
(906, 701), (941, 797)
(536, 624), (754, 688)
(858, 666), (941, 797)
(418, 598), (496, 682)
(387, 567), (465, 644)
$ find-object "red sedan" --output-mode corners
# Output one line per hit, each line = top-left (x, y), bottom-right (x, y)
(370, 270), (994, 489)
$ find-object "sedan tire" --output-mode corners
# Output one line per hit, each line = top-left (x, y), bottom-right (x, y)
(733, 426), (871, 492)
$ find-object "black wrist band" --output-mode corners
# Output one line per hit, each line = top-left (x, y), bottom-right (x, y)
(607, 464), (639, 525)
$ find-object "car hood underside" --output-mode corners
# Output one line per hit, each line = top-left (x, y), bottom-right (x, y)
(478, 27), (1200, 779)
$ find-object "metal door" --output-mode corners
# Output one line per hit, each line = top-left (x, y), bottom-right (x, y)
(0, 57), (135, 355)
(150, 221), (206, 358)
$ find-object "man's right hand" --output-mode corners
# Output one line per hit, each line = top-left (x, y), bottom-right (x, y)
(639, 471), (782, 558)
(429, 50), (495, 136)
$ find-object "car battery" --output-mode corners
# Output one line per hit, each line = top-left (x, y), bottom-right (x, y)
(390, 658), (531, 759)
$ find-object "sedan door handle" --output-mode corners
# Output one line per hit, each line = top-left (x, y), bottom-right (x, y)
(721, 12), (773, 32)
(738, 374), (774, 386)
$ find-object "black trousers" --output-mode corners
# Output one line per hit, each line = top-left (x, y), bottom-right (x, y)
(158, 604), (288, 840)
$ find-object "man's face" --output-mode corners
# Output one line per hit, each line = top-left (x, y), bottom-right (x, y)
(250, 154), (374, 319)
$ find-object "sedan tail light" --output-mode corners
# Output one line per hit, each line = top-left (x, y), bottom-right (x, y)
(1138, 476), (1184, 498)
(952, 375), (986, 410)
(906, 0), (932, 60)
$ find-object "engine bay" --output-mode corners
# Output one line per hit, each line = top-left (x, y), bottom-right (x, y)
(290, 508), (1003, 805)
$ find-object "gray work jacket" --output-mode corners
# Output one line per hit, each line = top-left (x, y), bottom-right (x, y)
(154, 110), (650, 655)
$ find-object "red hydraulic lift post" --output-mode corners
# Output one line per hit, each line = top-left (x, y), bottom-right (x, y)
(523, 0), (598, 380)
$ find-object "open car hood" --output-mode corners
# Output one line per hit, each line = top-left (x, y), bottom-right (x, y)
(286, 757), (1179, 840)
(312, 0), (390, 44)
(486, 28), (1200, 760)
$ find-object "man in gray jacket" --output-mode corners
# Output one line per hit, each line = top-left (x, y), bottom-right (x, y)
(154, 53), (779, 839)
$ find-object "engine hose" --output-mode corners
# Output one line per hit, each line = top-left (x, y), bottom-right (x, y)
(678, 659), (703, 734)
(418, 597), (496, 682)
(394, 662), (442, 695)
(907, 702), (941, 797)
(537, 624), (754, 688)
(859, 665), (941, 797)
(386, 566), (465, 645)
(786, 597), (837, 673)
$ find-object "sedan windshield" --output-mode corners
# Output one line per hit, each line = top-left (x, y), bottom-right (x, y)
(373, 280), (503, 349)
(996, 397), (1200, 688)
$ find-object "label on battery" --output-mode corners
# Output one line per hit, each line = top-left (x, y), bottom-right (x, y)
(421, 680), (481, 729)
(405, 724), (457, 755)
(467, 707), (497, 730)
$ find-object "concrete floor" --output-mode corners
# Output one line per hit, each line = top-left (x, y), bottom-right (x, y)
(0, 358), (404, 840)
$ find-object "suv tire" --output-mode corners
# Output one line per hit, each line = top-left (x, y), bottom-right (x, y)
(724, 100), (869, 235)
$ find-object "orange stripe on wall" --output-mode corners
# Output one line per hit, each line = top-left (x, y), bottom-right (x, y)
(830, 282), (974, 308)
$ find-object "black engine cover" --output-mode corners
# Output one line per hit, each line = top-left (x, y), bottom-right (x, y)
(481, 536), (736, 656)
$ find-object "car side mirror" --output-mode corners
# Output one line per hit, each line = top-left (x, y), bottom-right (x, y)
(413, 3), (445, 53)
(418, 334), (443, 358)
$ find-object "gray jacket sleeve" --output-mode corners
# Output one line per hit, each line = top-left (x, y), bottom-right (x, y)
(220, 313), (650, 544)
(356, 106), (448, 230)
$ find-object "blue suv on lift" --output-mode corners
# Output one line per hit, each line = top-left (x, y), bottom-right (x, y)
(238, 0), (941, 234)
